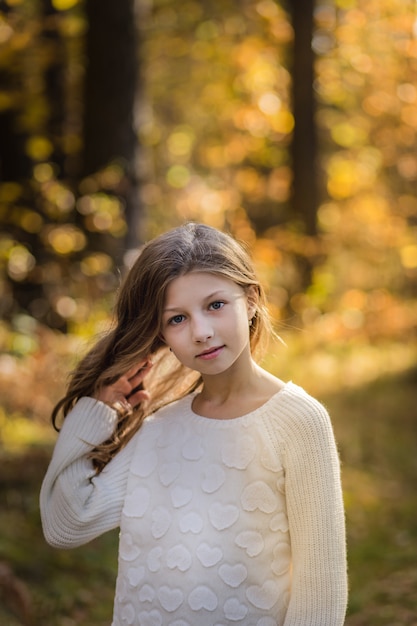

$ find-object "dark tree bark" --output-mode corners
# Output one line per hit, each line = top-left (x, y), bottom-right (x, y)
(82, 0), (145, 260)
(42, 0), (67, 176)
(0, 21), (31, 186)
(82, 0), (137, 174)
(5, 0), (69, 329)
(0, 111), (31, 182)
(288, 0), (318, 237)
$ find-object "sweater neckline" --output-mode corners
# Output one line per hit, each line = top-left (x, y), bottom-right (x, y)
(184, 380), (293, 425)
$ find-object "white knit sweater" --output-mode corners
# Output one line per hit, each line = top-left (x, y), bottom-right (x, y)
(40, 382), (347, 626)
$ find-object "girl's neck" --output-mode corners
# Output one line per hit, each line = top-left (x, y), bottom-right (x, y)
(193, 362), (284, 420)
(200, 359), (259, 398)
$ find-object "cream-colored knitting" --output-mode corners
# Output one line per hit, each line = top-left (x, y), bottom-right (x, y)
(40, 382), (347, 626)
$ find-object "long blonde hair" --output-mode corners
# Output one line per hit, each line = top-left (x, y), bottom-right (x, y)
(52, 223), (274, 471)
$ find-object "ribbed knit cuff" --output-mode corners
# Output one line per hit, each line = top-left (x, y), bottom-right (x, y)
(58, 396), (118, 446)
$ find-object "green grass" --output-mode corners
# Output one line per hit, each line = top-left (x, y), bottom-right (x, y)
(324, 367), (417, 625)
(1, 365), (416, 625)
(0, 450), (119, 625)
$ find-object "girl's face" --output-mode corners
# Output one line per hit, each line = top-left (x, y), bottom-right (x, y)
(161, 272), (256, 376)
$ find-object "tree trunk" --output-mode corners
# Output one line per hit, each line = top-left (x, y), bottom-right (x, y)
(82, 0), (144, 261)
(289, 0), (318, 236)
(42, 0), (66, 176)
(82, 0), (137, 174)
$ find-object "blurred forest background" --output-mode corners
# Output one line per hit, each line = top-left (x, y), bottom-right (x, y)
(1, 0), (417, 624)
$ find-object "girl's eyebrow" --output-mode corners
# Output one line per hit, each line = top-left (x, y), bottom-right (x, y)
(163, 290), (228, 313)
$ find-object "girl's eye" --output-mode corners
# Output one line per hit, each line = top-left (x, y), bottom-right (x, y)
(209, 301), (224, 311)
(168, 314), (185, 326)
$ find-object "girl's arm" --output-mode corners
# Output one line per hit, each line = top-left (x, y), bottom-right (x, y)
(40, 397), (135, 548)
(282, 393), (348, 626)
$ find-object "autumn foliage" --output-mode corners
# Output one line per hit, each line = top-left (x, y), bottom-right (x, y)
(0, 0), (415, 344)
(0, 2), (417, 622)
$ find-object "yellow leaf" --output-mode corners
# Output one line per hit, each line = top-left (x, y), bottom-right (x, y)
(46, 225), (86, 255)
(327, 159), (358, 199)
(400, 245), (417, 269)
(25, 136), (53, 161)
(166, 165), (190, 188)
(270, 110), (294, 134)
(51, 0), (80, 10)
(331, 122), (367, 148)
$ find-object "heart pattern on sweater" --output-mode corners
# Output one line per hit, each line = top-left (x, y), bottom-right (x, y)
(196, 542), (223, 567)
(119, 532), (141, 561)
(170, 485), (193, 508)
(137, 609), (163, 626)
(113, 392), (305, 623)
(127, 565), (145, 587)
(235, 530), (264, 557)
(52, 388), (332, 626)
(188, 585), (218, 611)
(158, 585), (184, 612)
(246, 580), (279, 610)
(166, 544), (192, 571)
(201, 464), (225, 494)
(241, 481), (277, 514)
(269, 511), (289, 533)
(139, 584), (155, 603)
(120, 602), (135, 625)
(151, 506), (172, 539)
(223, 597), (248, 620)
(218, 563), (248, 588)
(256, 617), (278, 626)
(147, 546), (163, 572)
(209, 502), (239, 530)
(179, 511), (204, 534)
(271, 540), (291, 576)
(158, 462), (181, 487)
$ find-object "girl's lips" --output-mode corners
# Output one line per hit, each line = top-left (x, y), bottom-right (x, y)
(196, 346), (224, 360)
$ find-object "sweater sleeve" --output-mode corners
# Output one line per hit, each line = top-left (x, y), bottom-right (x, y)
(40, 397), (136, 549)
(278, 389), (348, 626)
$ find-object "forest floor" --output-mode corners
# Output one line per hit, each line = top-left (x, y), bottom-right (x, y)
(0, 336), (417, 625)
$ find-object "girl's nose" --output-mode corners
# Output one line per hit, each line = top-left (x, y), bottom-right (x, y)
(191, 316), (213, 342)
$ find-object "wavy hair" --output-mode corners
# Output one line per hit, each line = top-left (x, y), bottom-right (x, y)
(52, 223), (274, 471)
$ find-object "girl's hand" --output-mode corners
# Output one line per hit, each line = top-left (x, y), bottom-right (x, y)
(94, 360), (153, 413)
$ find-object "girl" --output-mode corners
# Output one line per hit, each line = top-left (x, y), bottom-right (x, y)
(40, 222), (347, 626)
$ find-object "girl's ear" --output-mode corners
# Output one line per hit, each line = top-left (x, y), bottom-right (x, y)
(246, 285), (259, 320)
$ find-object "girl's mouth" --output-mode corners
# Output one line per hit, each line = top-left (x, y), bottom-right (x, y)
(196, 346), (224, 360)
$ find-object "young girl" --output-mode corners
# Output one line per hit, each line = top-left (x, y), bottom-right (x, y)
(40, 222), (347, 626)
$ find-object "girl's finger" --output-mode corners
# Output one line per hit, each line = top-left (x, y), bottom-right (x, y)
(128, 387), (151, 408)
(94, 360), (153, 405)
(125, 359), (151, 381)
(127, 360), (153, 389)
